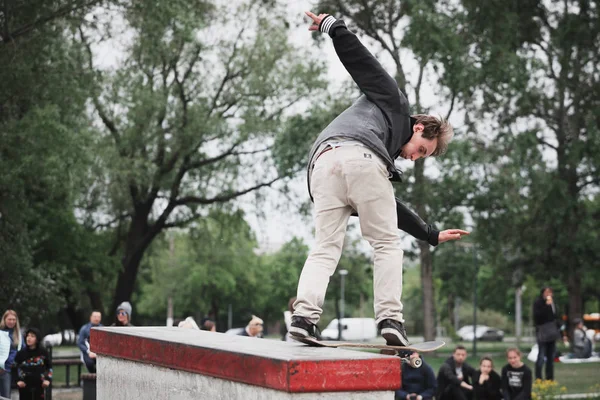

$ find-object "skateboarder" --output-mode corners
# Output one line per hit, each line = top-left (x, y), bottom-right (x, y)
(290, 11), (469, 346)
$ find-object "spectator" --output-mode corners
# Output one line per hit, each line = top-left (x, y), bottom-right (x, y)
(15, 328), (52, 400)
(239, 315), (263, 338)
(0, 310), (24, 399)
(396, 351), (436, 400)
(532, 287), (560, 380)
(570, 318), (592, 359)
(77, 311), (103, 373)
(200, 319), (216, 332)
(472, 357), (502, 400)
(501, 348), (532, 400)
(112, 302), (134, 327)
(177, 317), (200, 330)
(437, 345), (476, 400)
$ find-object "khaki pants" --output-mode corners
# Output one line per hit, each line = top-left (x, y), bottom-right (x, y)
(294, 142), (404, 325)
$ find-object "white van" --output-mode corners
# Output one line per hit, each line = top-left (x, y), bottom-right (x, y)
(321, 318), (377, 341)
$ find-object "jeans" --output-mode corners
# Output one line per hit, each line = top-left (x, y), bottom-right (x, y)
(82, 353), (97, 373)
(294, 143), (404, 325)
(536, 340), (556, 380)
(0, 369), (12, 399)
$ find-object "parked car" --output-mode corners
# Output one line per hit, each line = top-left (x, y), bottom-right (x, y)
(457, 325), (504, 341)
(321, 318), (377, 341)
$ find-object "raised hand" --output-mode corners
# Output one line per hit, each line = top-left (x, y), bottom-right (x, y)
(305, 11), (329, 31)
(438, 229), (470, 243)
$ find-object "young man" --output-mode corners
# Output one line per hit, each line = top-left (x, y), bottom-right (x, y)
(437, 346), (476, 400)
(396, 351), (437, 400)
(77, 311), (103, 373)
(290, 11), (469, 346)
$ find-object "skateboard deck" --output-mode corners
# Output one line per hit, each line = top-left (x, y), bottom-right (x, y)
(291, 336), (445, 368)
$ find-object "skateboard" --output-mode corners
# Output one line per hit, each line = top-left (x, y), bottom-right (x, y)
(291, 336), (445, 368)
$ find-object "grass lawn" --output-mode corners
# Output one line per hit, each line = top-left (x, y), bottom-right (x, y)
(51, 364), (83, 388)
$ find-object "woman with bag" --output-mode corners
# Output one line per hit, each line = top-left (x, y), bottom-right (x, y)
(533, 287), (560, 381)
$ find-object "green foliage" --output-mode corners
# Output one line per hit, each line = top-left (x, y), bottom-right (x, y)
(137, 210), (309, 329)
(0, 1), (114, 328)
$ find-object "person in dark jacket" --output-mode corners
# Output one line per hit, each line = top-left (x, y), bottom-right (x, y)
(532, 287), (560, 380)
(238, 316), (263, 338)
(437, 346), (476, 400)
(77, 311), (103, 373)
(289, 10), (469, 347)
(15, 328), (52, 400)
(396, 351), (436, 400)
(501, 348), (532, 400)
(472, 357), (502, 400)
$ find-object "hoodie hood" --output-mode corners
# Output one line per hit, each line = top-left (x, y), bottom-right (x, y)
(24, 327), (42, 350)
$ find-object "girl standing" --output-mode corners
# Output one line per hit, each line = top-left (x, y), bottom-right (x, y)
(15, 328), (52, 400)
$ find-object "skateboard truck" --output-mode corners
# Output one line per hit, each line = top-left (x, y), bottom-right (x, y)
(379, 349), (423, 368)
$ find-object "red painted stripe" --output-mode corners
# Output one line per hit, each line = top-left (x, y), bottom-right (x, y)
(91, 329), (401, 393)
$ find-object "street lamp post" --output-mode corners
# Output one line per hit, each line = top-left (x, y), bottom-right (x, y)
(471, 244), (478, 358)
(338, 269), (348, 341)
(456, 241), (479, 357)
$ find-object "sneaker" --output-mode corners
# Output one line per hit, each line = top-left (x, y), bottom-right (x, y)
(379, 319), (410, 346)
(289, 316), (322, 340)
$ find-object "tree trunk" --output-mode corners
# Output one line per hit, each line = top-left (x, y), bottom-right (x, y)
(419, 241), (436, 340)
(63, 300), (84, 331)
(567, 272), (583, 328)
(87, 288), (104, 316)
(334, 294), (341, 340)
(112, 210), (157, 312)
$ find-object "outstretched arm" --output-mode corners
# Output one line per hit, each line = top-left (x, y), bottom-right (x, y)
(352, 199), (468, 245)
(305, 11), (405, 122)
(395, 199), (469, 245)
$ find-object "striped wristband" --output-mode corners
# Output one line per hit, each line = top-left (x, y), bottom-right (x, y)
(319, 15), (337, 35)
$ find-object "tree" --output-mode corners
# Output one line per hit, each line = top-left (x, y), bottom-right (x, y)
(77, 0), (330, 311)
(450, 0), (600, 322)
(0, 0), (113, 328)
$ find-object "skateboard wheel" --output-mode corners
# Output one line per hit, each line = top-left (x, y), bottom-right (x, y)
(410, 358), (422, 368)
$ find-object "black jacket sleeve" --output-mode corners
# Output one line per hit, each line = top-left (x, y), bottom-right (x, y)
(323, 17), (404, 127)
(351, 198), (439, 245)
(396, 199), (440, 246)
(501, 366), (510, 400)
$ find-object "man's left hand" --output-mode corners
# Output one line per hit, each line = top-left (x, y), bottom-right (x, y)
(42, 380), (50, 388)
(438, 229), (470, 243)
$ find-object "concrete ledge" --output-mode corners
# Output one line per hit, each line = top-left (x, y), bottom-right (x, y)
(99, 357), (392, 400)
(90, 327), (400, 394)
